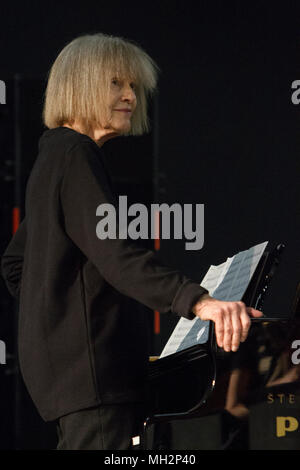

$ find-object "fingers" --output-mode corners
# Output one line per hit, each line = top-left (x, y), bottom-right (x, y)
(194, 297), (256, 352)
(214, 312), (224, 349)
(240, 309), (251, 343)
(230, 310), (242, 352)
(246, 307), (263, 318)
(215, 306), (242, 352)
(214, 302), (250, 352)
(223, 311), (233, 352)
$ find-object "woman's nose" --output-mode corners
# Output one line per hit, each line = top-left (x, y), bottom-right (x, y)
(122, 85), (136, 103)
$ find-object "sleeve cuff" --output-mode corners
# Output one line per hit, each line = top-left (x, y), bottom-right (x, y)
(171, 280), (209, 320)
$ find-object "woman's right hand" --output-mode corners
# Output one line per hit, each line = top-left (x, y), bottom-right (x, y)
(192, 295), (263, 352)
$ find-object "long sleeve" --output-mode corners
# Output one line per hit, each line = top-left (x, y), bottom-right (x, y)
(1, 218), (27, 299)
(61, 141), (208, 319)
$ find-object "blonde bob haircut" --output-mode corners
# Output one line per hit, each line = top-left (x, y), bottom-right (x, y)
(43, 33), (159, 136)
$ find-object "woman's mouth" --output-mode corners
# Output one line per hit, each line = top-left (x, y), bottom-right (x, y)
(114, 109), (132, 114)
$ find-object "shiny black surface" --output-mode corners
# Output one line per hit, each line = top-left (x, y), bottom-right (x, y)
(144, 314), (300, 449)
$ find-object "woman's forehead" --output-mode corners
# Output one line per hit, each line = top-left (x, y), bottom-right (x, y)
(108, 56), (140, 81)
(110, 69), (139, 83)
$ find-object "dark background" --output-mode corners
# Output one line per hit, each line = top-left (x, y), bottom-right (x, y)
(0, 0), (299, 449)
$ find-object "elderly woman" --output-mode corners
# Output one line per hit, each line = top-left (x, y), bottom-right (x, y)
(1, 33), (262, 450)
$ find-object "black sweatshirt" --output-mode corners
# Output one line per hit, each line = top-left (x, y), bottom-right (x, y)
(1, 127), (208, 422)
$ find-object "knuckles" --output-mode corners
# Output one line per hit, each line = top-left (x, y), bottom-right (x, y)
(214, 301), (249, 319)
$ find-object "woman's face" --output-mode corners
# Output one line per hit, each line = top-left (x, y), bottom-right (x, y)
(63, 77), (137, 146)
(106, 77), (137, 134)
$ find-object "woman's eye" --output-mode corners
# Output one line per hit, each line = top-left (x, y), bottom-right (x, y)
(111, 79), (136, 91)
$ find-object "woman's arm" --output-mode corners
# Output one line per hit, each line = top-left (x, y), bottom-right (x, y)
(61, 141), (208, 319)
(1, 218), (27, 299)
(60, 140), (262, 349)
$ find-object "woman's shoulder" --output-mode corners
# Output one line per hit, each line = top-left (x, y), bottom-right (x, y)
(38, 126), (97, 155)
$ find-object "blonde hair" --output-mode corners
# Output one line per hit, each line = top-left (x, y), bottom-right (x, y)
(43, 33), (159, 135)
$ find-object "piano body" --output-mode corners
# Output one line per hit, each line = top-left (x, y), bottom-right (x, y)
(139, 244), (300, 450)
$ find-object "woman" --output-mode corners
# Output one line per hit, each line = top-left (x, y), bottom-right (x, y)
(1, 33), (262, 450)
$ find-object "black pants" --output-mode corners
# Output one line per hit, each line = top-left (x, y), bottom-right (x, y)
(56, 403), (146, 450)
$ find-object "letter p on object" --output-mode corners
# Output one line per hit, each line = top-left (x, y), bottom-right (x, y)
(276, 416), (299, 437)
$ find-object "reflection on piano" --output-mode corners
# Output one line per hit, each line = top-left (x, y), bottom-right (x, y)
(138, 244), (300, 450)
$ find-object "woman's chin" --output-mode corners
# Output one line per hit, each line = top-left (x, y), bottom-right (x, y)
(115, 124), (132, 135)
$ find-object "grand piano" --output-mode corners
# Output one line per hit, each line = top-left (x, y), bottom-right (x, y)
(138, 243), (300, 450)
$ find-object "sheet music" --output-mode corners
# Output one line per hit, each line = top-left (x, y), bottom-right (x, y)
(160, 241), (268, 358)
